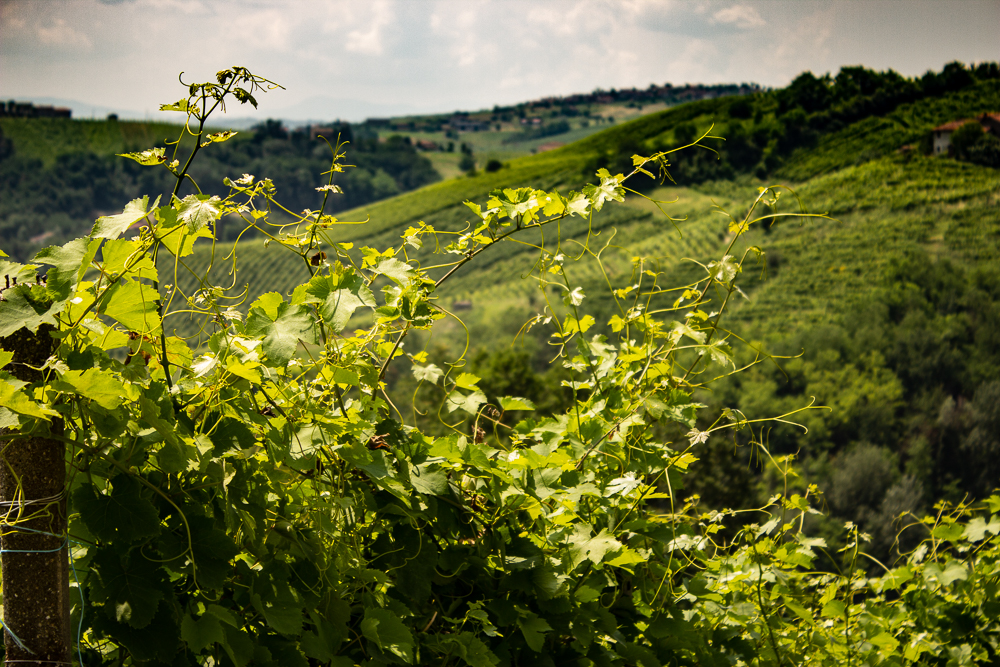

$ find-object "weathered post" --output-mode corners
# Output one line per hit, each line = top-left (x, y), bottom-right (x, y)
(0, 323), (71, 667)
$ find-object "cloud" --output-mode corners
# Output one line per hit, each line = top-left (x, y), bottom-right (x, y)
(230, 8), (292, 51)
(36, 18), (93, 50)
(345, 2), (394, 56)
(711, 4), (765, 29)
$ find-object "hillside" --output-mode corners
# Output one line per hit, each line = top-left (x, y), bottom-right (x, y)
(164, 63), (1000, 558)
(2, 62), (998, 562)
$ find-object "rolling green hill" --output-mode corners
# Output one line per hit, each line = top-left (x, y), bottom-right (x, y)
(164, 64), (1000, 547)
(177, 71), (1000, 337)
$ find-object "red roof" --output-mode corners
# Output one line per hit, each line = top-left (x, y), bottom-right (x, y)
(933, 112), (1000, 132)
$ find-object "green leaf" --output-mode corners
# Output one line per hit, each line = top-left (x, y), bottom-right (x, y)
(74, 476), (161, 543)
(251, 579), (304, 636)
(159, 515), (238, 591)
(868, 632), (899, 654)
(455, 372), (481, 389)
(924, 560), (968, 587)
(117, 147), (166, 165)
(159, 99), (188, 113)
(567, 526), (622, 567)
(89, 547), (166, 629)
(563, 287), (585, 306)
(103, 279), (161, 333)
(964, 516), (1000, 542)
(518, 612), (552, 652)
(708, 255), (740, 283)
(175, 194), (222, 233)
(605, 547), (647, 571)
(0, 380), (58, 419)
(245, 299), (316, 365)
(820, 600), (845, 619)
(253, 291), (285, 319)
(362, 607), (415, 663)
(53, 368), (125, 409)
(373, 257), (416, 284)
(0, 285), (63, 337)
(446, 389), (487, 415)
(303, 271), (377, 332)
(500, 396), (536, 411)
(221, 624), (254, 667)
(412, 363), (443, 385)
(200, 130), (238, 146)
(92, 196), (151, 240)
(584, 171), (625, 211)
(932, 522), (966, 542)
(101, 239), (158, 280)
(156, 210), (213, 257)
(139, 396), (181, 447)
(448, 632), (500, 667)
(34, 236), (100, 298)
(182, 613), (224, 653)
(409, 464), (449, 495)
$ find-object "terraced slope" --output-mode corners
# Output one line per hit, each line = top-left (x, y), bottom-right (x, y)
(169, 79), (1000, 347)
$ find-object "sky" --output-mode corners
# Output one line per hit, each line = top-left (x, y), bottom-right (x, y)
(1, 0), (998, 123)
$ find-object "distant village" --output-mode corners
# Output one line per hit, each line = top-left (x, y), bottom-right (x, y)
(0, 101), (72, 118)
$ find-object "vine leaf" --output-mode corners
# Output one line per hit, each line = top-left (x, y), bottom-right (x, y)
(448, 632), (501, 667)
(181, 613), (224, 653)
(373, 257), (416, 284)
(303, 272), (375, 332)
(446, 389), (487, 415)
(412, 363), (443, 385)
(0, 285), (62, 337)
(220, 625), (254, 667)
(517, 613), (552, 652)
(361, 607), (415, 663)
(88, 547), (167, 629)
(73, 476), (162, 544)
(499, 396), (535, 411)
(175, 194), (223, 233)
(251, 580), (304, 636)
(116, 147), (166, 165)
(567, 526), (622, 567)
(103, 279), (161, 333)
(0, 379), (58, 419)
(52, 368), (125, 409)
(158, 516), (240, 591)
(92, 196), (152, 240)
(245, 298), (316, 365)
(90, 600), (179, 663)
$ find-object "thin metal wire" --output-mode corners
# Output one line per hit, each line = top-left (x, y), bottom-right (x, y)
(0, 492), (65, 510)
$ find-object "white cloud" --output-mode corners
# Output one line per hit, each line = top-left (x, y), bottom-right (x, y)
(230, 8), (292, 51)
(766, 5), (835, 75)
(1, 0), (997, 121)
(711, 4), (765, 29)
(36, 18), (93, 49)
(344, 1), (394, 56)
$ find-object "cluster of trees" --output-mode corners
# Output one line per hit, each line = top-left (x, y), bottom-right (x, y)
(949, 118), (1000, 168)
(0, 119), (440, 259)
(599, 61), (1000, 187)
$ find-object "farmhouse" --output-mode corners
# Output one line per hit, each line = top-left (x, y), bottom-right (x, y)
(932, 112), (1000, 154)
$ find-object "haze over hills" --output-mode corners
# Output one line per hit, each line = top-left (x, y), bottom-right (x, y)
(0, 80), (760, 127)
